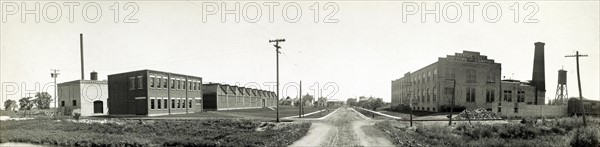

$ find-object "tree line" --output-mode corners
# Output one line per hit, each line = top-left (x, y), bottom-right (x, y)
(3, 92), (52, 111)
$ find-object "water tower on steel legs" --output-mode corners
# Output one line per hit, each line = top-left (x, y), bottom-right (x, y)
(553, 69), (568, 105)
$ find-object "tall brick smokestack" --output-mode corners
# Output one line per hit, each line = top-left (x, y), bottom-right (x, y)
(532, 42), (545, 104)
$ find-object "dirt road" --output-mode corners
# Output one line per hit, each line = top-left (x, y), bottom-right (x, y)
(289, 107), (393, 147)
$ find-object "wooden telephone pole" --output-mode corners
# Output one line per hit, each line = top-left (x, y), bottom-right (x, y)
(51, 69), (60, 108)
(565, 51), (588, 126)
(269, 39), (285, 122)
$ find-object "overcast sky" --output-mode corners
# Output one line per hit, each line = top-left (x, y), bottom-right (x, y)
(1, 1), (598, 105)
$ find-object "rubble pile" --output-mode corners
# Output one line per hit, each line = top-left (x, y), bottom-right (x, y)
(454, 108), (502, 120)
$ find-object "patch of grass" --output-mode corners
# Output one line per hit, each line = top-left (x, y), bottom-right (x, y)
(375, 116), (600, 147)
(300, 108), (338, 118)
(354, 107), (395, 120)
(0, 118), (311, 146)
(219, 106), (340, 119)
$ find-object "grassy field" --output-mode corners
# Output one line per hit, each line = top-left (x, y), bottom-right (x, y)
(376, 116), (600, 147)
(149, 106), (339, 121)
(0, 118), (310, 146)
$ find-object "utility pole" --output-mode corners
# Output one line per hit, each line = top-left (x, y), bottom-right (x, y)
(299, 80), (302, 118)
(80, 33), (85, 80)
(51, 69), (60, 108)
(447, 79), (456, 126)
(269, 39), (285, 123)
(565, 51), (588, 126)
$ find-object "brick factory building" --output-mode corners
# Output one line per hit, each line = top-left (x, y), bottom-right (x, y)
(202, 83), (276, 110)
(391, 51), (502, 112)
(107, 70), (203, 116)
(392, 43), (547, 112)
(58, 72), (108, 116)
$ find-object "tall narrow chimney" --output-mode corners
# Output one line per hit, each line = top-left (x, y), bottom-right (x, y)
(80, 33), (84, 80)
(532, 42), (546, 104)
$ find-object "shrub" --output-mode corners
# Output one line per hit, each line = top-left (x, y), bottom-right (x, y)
(570, 126), (600, 147)
(72, 113), (80, 120)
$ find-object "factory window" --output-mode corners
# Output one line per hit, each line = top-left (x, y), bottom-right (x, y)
(487, 70), (495, 83)
(150, 77), (155, 88)
(177, 98), (181, 109)
(163, 78), (167, 89)
(129, 77), (135, 90)
(171, 79), (175, 89)
(466, 69), (476, 83)
(427, 71), (431, 82)
(137, 76), (143, 89)
(197, 82), (201, 90)
(61, 101), (65, 107)
(498, 107), (502, 112)
(150, 98), (155, 110)
(157, 77), (162, 88)
(504, 90), (512, 102)
(432, 87), (437, 102)
(466, 87), (476, 102)
(426, 89), (430, 102)
(183, 99), (187, 108)
(179, 80), (183, 90)
(73, 100), (77, 106)
(486, 89), (495, 103)
(183, 80), (186, 90)
(164, 99), (168, 109)
(189, 82), (193, 90)
(514, 108), (518, 113)
(517, 91), (525, 102)
(447, 68), (456, 79)
(171, 99), (175, 109)
(157, 98), (162, 110)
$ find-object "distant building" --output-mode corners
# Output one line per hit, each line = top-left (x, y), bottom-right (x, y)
(58, 72), (108, 116)
(107, 70), (203, 116)
(202, 83), (276, 110)
(326, 99), (345, 106)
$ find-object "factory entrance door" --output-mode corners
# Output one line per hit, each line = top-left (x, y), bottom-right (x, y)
(262, 99), (266, 107)
(93, 101), (103, 113)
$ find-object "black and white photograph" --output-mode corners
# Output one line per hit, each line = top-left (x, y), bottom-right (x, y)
(0, 0), (599, 146)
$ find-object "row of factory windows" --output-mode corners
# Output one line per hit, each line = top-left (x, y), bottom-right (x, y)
(148, 97), (201, 110)
(401, 68), (497, 86)
(414, 107), (437, 112)
(218, 96), (268, 103)
(407, 88), (526, 104)
(129, 76), (202, 91)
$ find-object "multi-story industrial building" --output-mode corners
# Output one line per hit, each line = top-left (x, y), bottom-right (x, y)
(58, 72), (108, 116)
(107, 70), (203, 116)
(202, 83), (276, 110)
(391, 51), (502, 112)
(392, 42), (547, 112)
